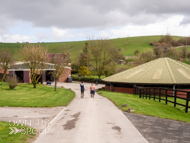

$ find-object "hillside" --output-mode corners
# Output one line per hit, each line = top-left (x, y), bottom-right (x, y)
(0, 35), (183, 62)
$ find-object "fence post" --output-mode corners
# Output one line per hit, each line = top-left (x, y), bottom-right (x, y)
(165, 89), (168, 105)
(149, 88), (151, 100)
(185, 92), (190, 113)
(154, 88), (156, 101)
(146, 88), (148, 99)
(142, 88), (144, 98)
(159, 88), (161, 102)
(139, 88), (141, 98)
(137, 88), (139, 95)
(133, 85), (136, 95)
(174, 90), (177, 107)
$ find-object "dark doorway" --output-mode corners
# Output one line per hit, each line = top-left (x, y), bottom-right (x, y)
(15, 71), (23, 83)
(46, 71), (54, 82)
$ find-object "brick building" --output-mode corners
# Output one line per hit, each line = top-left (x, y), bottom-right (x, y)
(0, 61), (71, 83)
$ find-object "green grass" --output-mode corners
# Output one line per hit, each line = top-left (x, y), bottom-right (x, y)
(0, 35), (183, 61)
(98, 90), (190, 122)
(0, 83), (75, 107)
(0, 121), (36, 143)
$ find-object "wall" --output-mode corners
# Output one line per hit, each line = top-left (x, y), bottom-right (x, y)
(105, 85), (134, 94)
(58, 68), (71, 82)
(0, 68), (9, 74)
(23, 71), (31, 83)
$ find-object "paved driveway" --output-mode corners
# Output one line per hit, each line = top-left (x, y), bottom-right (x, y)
(34, 82), (148, 143)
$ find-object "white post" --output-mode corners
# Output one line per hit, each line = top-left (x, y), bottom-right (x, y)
(173, 85), (176, 96)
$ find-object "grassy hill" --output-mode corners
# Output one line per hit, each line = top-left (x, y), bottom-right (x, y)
(0, 35), (183, 62)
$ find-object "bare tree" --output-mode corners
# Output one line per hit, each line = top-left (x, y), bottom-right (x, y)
(50, 54), (67, 91)
(20, 45), (48, 88)
(0, 50), (15, 82)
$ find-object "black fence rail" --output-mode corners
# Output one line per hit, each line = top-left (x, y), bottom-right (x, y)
(133, 86), (190, 113)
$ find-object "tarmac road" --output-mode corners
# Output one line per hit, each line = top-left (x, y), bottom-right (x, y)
(34, 82), (148, 143)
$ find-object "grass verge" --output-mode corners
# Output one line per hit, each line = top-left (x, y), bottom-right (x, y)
(0, 83), (75, 107)
(98, 90), (190, 123)
(0, 121), (36, 143)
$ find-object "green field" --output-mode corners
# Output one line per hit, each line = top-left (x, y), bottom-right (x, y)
(98, 90), (190, 122)
(0, 121), (36, 143)
(0, 35), (183, 61)
(0, 83), (75, 107)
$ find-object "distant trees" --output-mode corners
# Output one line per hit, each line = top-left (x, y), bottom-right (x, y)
(135, 50), (155, 65)
(159, 34), (173, 44)
(72, 38), (123, 78)
(20, 45), (48, 88)
(0, 50), (15, 82)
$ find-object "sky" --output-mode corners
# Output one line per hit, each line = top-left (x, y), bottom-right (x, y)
(0, 0), (190, 43)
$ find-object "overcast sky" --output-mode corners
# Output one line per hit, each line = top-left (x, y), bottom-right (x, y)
(0, 0), (190, 43)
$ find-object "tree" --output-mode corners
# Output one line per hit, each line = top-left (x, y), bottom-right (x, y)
(159, 34), (173, 44)
(0, 50), (15, 82)
(153, 46), (163, 58)
(165, 48), (180, 59)
(78, 66), (91, 77)
(20, 45), (48, 88)
(79, 42), (90, 68)
(50, 55), (67, 91)
(135, 50), (155, 65)
(89, 38), (121, 79)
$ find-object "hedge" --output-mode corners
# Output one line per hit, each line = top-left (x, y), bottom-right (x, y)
(71, 75), (104, 84)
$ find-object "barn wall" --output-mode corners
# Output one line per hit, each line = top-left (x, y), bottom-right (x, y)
(105, 85), (134, 94)
(23, 71), (31, 83)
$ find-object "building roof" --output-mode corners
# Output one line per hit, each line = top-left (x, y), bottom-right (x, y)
(103, 57), (190, 84)
(7, 61), (71, 71)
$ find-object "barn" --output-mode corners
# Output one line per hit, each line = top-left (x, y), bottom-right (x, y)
(103, 57), (190, 94)
(0, 61), (71, 83)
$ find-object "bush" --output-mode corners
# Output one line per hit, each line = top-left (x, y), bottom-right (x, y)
(134, 50), (140, 55)
(78, 66), (91, 76)
(6, 76), (18, 89)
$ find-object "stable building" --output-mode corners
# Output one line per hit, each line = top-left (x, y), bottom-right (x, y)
(0, 61), (71, 83)
(103, 57), (190, 94)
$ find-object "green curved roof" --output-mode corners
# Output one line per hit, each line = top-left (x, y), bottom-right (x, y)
(103, 57), (190, 84)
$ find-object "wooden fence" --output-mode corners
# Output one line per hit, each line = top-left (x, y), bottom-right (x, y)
(133, 86), (190, 113)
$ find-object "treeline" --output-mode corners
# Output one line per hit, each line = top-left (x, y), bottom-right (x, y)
(134, 35), (190, 65)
